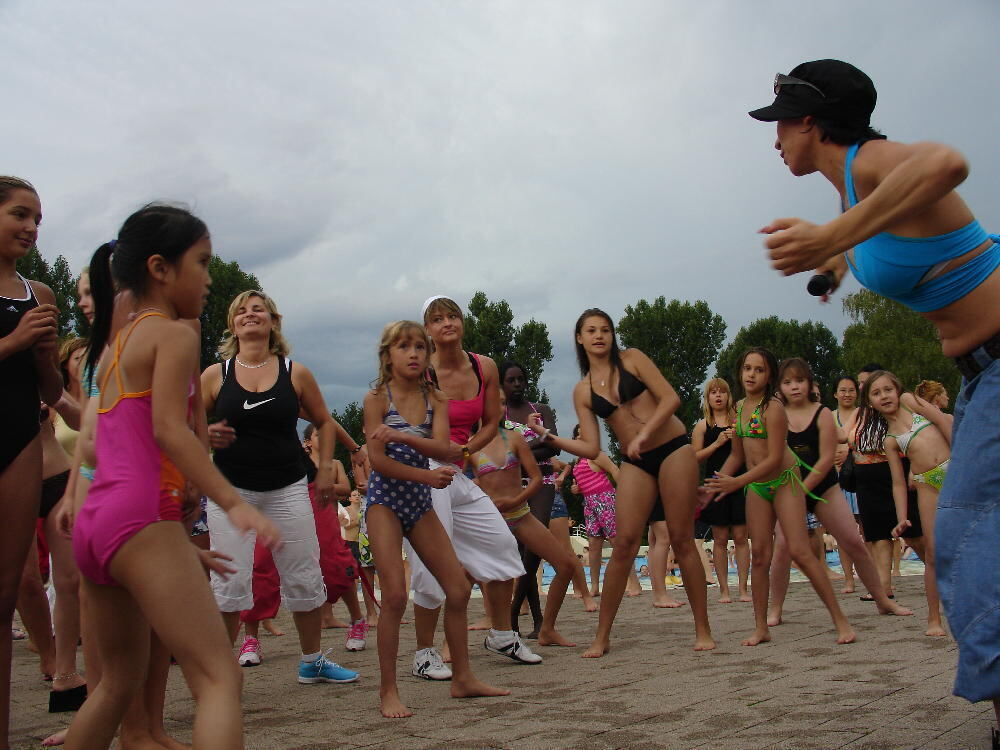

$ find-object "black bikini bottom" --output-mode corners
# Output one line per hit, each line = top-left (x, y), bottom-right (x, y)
(621, 433), (690, 479)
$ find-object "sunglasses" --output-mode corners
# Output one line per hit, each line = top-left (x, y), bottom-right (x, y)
(774, 73), (825, 98)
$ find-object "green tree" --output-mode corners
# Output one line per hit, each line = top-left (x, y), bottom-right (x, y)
(199, 256), (261, 371)
(331, 401), (365, 487)
(715, 316), (842, 396)
(461, 291), (553, 402)
(841, 289), (960, 396)
(617, 297), (726, 429)
(16, 246), (80, 337)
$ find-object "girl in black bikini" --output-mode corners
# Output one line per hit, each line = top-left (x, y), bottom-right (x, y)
(0, 176), (63, 747)
(528, 308), (714, 657)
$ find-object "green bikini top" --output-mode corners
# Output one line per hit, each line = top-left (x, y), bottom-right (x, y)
(735, 398), (768, 439)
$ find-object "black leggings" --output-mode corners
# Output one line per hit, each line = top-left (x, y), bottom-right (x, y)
(511, 483), (554, 633)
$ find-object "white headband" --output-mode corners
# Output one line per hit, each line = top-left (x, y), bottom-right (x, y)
(421, 294), (452, 319)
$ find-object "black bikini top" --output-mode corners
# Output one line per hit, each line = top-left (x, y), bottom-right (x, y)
(589, 366), (647, 419)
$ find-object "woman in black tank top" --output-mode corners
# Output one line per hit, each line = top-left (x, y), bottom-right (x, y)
(201, 290), (360, 683)
(768, 359), (909, 626)
(0, 177), (64, 744)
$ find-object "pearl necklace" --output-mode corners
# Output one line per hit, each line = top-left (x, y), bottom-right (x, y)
(236, 356), (270, 369)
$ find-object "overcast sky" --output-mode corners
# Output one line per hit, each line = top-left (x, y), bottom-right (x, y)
(5, 1), (999, 432)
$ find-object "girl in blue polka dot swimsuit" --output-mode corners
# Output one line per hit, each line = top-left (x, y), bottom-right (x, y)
(362, 320), (508, 717)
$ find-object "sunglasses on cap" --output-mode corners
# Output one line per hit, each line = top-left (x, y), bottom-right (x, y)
(774, 73), (825, 98)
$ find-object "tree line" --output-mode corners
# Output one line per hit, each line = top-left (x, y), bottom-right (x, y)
(23, 246), (960, 475)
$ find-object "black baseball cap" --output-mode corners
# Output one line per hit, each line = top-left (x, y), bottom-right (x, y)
(748, 59), (877, 126)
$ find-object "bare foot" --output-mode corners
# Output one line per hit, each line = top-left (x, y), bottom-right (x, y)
(450, 677), (510, 699)
(742, 628), (771, 646)
(441, 642), (452, 664)
(41, 729), (67, 747)
(581, 638), (610, 658)
(693, 634), (716, 651)
(718, 592), (733, 604)
(828, 570), (845, 580)
(836, 626), (857, 644)
(582, 598), (598, 613)
(321, 617), (348, 630)
(738, 593), (753, 603)
(625, 588), (643, 597)
(366, 614), (379, 628)
(766, 610), (782, 627)
(590, 590), (601, 598)
(537, 628), (576, 647)
(925, 623), (948, 637)
(467, 617), (492, 631)
(841, 585), (856, 594)
(52, 674), (86, 692)
(262, 619), (286, 635)
(877, 601), (913, 617)
(379, 689), (413, 718)
(652, 594), (686, 609)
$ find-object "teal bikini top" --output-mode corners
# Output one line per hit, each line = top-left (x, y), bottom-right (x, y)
(843, 142), (1000, 313)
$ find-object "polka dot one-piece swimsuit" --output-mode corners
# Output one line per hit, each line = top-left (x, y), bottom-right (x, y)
(364, 386), (435, 533)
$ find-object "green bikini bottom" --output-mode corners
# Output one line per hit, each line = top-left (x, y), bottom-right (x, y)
(913, 459), (950, 492)
(746, 456), (826, 506)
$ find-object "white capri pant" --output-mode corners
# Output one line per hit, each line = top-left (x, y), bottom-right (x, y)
(404, 460), (525, 609)
(208, 477), (327, 613)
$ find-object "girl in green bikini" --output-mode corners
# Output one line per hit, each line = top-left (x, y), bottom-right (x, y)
(705, 347), (855, 646)
(866, 370), (953, 637)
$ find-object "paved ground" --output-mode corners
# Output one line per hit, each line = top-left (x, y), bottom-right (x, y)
(10, 575), (996, 749)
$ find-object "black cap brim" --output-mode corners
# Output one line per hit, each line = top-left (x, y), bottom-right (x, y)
(748, 100), (812, 121)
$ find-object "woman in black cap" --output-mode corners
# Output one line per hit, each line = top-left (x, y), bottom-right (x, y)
(749, 59), (1000, 737)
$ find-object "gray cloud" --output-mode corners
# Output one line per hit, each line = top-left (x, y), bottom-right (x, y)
(5, 1), (998, 428)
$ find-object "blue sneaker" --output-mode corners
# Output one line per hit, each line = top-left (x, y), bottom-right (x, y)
(297, 649), (359, 684)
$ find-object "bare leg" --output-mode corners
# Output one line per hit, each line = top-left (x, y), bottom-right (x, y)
(359, 567), (379, 625)
(868, 540), (893, 598)
(468, 582), (492, 630)
(913, 486), (946, 636)
(658, 446), (714, 651)
(649, 521), (683, 608)
(16, 536), (56, 678)
(587, 536), (603, 597)
(44, 512), (84, 688)
(774, 485), (855, 645)
(711, 527), (732, 602)
(732, 525), (751, 601)
(509, 516), (575, 647)
(743, 492), (776, 646)
(814, 489), (910, 616)
(0, 438), (43, 750)
(622, 536), (643, 596)
(548, 517), (596, 611)
(767, 523), (792, 627)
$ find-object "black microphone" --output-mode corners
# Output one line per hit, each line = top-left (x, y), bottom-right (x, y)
(807, 271), (835, 297)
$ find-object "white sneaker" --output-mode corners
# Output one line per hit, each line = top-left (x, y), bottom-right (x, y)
(484, 629), (542, 664)
(345, 619), (369, 652)
(411, 647), (452, 680)
(237, 636), (262, 667)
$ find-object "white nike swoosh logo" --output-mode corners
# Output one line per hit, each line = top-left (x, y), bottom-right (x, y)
(243, 398), (276, 410)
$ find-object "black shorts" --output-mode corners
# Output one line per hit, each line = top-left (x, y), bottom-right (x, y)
(699, 490), (747, 528)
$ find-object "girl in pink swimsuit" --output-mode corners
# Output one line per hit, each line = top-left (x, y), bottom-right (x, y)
(64, 205), (279, 750)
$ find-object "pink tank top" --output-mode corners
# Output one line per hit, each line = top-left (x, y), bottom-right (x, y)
(573, 458), (613, 496)
(444, 353), (486, 445)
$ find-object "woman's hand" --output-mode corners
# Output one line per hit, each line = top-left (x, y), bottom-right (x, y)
(892, 519), (912, 539)
(493, 496), (522, 513)
(526, 413), (546, 434)
(761, 218), (835, 275)
(624, 431), (650, 461)
(834, 443), (849, 468)
(54, 496), (75, 539)
(197, 549), (237, 579)
(369, 425), (410, 446)
(314, 465), (336, 506)
(714, 428), (733, 447)
(208, 419), (237, 450)
(227, 503), (281, 549)
(426, 465), (457, 489)
(10, 303), (58, 353)
(446, 441), (465, 466)
(704, 472), (741, 497)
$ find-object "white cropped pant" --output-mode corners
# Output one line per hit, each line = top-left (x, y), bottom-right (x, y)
(404, 460), (524, 609)
(207, 478), (327, 613)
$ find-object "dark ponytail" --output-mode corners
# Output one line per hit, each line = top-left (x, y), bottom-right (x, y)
(84, 242), (117, 381)
(84, 204), (208, 383)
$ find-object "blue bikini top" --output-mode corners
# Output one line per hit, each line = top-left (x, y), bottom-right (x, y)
(843, 142), (1000, 312)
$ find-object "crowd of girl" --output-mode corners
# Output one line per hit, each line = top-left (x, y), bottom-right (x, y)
(3, 54), (998, 750)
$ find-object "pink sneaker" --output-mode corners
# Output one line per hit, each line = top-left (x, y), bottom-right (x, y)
(238, 636), (262, 667)
(345, 619), (369, 652)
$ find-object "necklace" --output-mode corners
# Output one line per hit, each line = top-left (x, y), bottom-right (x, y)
(236, 356), (270, 369)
